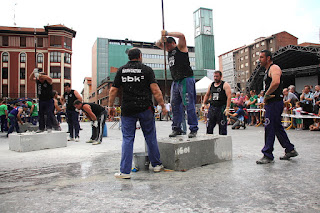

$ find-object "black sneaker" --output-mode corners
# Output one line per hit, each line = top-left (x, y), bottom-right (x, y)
(188, 131), (197, 138)
(169, 130), (182, 137)
(280, 149), (298, 160)
(256, 156), (274, 164)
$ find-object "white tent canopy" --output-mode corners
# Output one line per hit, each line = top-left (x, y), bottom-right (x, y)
(195, 76), (213, 94)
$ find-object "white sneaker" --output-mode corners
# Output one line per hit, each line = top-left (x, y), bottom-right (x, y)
(75, 137), (80, 142)
(153, 164), (164, 172)
(67, 137), (74, 141)
(114, 172), (131, 179)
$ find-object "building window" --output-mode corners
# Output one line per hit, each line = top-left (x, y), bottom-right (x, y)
(64, 53), (71, 64)
(256, 52), (259, 56)
(20, 85), (25, 98)
(2, 52), (8, 62)
(252, 53), (255, 58)
(245, 63), (248, 67)
(64, 37), (72, 49)
(37, 37), (43, 47)
(261, 41), (265, 46)
(50, 66), (61, 78)
(2, 68), (8, 79)
(64, 67), (71, 79)
(245, 48), (248, 52)
(270, 47), (273, 52)
(50, 36), (61, 47)
(240, 50), (244, 54)
(240, 57), (244, 61)
(253, 61), (256, 66)
(20, 37), (26, 47)
(245, 55), (248, 59)
(270, 39), (273, 44)
(37, 53), (43, 63)
(256, 43), (260, 48)
(2, 85), (8, 97)
(241, 64), (244, 68)
(20, 53), (26, 63)
(50, 52), (61, 62)
(2, 36), (8, 46)
(20, 68), (25, 79)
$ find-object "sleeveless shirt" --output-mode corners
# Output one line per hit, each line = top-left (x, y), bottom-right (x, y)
(37, 80), (53, 101)
(168, 47), (194, 81)
(209, 81), (227, 107)
(64, 90), (77, 111)
(264, 64), (283, 102)
(82, 103), (106, 116)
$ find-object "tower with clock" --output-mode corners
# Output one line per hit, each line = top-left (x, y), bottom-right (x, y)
(193, 7), (216, 70)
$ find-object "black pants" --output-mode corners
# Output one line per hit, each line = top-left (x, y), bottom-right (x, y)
(91, 111), (108, 142)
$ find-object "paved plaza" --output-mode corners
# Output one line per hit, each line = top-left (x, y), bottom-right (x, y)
(0, 121), (319, 212)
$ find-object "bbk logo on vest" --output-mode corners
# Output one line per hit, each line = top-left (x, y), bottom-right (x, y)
(122, 75), (144, 82)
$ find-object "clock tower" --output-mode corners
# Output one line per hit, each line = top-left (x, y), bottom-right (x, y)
(193, 7), (216, 70)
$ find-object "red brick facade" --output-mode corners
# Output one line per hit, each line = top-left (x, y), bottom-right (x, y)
(0, 25), (76, 99)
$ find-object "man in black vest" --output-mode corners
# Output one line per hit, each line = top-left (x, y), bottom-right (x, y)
(61, 83), (82, 141)
(256, 50), (298, 164)
(29, 69), (55, 133)
(202, 71), (231, 135)
(73, 100), (107, 145)
(156, 31), (198, 138)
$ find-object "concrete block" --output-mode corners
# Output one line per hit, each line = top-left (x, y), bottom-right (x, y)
(18, 123), (38, 132)
(158, 135), (232, 171)
(9, 131), (68, 152)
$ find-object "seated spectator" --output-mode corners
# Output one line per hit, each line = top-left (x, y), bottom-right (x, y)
(228, 104), (245, 129)
(313, 85), (320, 114)
(232, 92), (244, 107)
(288, 85), (299, 100)
(309, 118), (320, 131)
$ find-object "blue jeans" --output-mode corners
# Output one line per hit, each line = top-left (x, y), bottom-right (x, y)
(1, 115), (8, 132)
(30, 116), (38, 125)
(8, 115), (19, 134)
(39, 99), (55, 130)
(262, 101), (295, 159)
(66, 110), (80, 138)
(120, 109), (162, 174)
(170, 77), (198, 132)
(207, 105), (227, 135)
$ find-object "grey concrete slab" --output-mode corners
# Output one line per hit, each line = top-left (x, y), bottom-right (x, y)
(158, 135), (232, 170)
(0, 121), (319, 212)
(9, 131), (67, 152)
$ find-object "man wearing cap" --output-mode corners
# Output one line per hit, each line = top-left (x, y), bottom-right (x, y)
(156, 31), (198, 138)
(29, 69), (55, 133)
(109, 48), (167, 179)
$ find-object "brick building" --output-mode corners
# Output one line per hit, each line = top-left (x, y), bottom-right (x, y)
(219, 31), (298, 91)
(0, 24), (76, 99)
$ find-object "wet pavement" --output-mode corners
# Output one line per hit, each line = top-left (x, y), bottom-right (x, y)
(0, 121), (319, 212)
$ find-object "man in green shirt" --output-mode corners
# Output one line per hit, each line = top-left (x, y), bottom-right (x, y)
(0, 100), (8, 132)
(248, 90), (259, 125)
(29, 100), (38, 125)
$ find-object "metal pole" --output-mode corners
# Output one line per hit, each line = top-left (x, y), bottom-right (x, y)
(161, 0), (168, 101)
(34, 29), (37, 99)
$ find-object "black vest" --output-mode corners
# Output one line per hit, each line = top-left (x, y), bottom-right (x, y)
(209, 81), (227, 107)
(82, 103), (105, 116)
(168, 47), (194, 81)
(64, 90), (77, 111)
(37, 80), (53, 101)
(264, 64), (283, 102)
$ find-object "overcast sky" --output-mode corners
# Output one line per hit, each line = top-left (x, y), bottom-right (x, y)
(1, 0), (320, 93)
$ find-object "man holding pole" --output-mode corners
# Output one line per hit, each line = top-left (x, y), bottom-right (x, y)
(156, 31), (198, 138)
